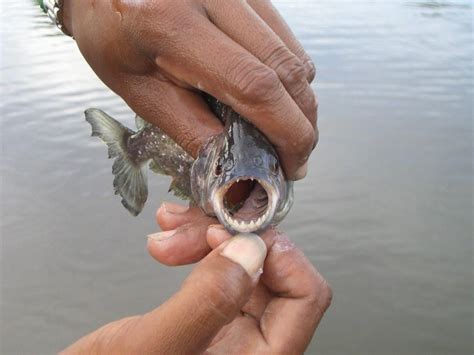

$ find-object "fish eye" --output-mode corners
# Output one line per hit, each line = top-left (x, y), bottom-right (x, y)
(215, 163), (223, 175)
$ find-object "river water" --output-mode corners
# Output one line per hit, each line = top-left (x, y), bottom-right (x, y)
(1, 0), (472, 354)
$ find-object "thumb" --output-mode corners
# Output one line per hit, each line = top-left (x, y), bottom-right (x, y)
(134, 233), (267, 354)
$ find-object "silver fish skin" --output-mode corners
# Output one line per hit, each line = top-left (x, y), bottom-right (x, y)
(85, 97), (293, 234)
(191, 96), (293, 233)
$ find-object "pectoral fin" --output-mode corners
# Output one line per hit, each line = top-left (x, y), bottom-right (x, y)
(149, 160), (166, 175)
(168, 178), (192, 200)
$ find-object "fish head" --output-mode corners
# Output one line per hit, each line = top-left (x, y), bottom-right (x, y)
(191, 119), (288, 234)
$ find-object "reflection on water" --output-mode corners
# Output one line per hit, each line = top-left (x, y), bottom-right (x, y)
(407, 0), (471, 17)
(408, 1), (471, 9)
(1, 0), (472, 354)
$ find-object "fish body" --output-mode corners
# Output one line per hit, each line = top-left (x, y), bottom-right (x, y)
(85, 96), (293, 234)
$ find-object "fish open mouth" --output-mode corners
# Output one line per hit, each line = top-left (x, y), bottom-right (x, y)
(213, 176), (277, 233)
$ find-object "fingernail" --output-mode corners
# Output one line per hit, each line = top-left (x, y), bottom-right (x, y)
(207, 224), (231, 245)
(162, 202), (188, 214)
(208, 224), (225, 230)
(294, 162), (308, 180)
(221, 233), (267, 277)
(147, 229), (176, 242)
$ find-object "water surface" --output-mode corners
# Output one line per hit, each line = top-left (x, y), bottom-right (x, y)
(1, 0), (472, 354)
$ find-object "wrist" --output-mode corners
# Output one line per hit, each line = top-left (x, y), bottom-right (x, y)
(42, 0), (73, 37)
(61, 0), (73, 37)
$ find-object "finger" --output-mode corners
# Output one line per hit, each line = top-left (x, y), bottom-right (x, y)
(204, 0), (317, 128)
(206, 227), (272, 320)
(152, 16), (315, 180)
(247, 0), (316, 82)
(119, 74), (223, 158)
(206, 224), (232, 249)
(259, 229), (333, 353)
(135, 234), (267, 354)
(150, 203), (216, 266)
(147, 220), (212, 266)
(155, 202), (214, 231)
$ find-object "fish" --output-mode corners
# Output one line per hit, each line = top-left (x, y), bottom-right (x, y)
(85, 95), (294, 234)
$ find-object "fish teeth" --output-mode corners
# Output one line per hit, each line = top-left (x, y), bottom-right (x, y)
(221, 206), (274, 232)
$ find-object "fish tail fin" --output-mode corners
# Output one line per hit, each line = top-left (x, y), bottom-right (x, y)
(85, 108), (148, 216)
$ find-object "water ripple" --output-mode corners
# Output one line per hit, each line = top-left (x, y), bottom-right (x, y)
(1, 0), (472, 354)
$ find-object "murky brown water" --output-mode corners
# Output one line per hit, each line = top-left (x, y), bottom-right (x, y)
(1, 1), (472, 354)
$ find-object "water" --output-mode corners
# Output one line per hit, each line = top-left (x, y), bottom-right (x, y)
(1, 0), (472, 354)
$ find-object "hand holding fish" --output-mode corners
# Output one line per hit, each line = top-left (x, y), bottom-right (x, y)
(62, 213), (332, 354)
(65, 0), (318, 181)
(62, 2), (330, 351)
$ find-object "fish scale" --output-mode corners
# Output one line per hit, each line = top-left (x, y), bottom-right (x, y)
(85, 95), (293, 234)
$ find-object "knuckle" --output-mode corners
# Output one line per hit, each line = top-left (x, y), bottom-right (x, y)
(300, 126), (315, 149)
(296, 84), (318, 126)
(177, 131), (203, 157)
(305, 59), (317, 83)
(295, 46), (316, 81)
(132, 0), (193, 45)
(264, 50), (318, 125)
(307, 93), (319, 127)
(313, 127), (319, 150)
(262, 44), (309, 93)
(324, 280), (334, 310)
(318, 279), (333, 312)
(279, 58), (308, 92)
(228, 55), (282, 104)
(120, 0), (174, 23)
(317, 277), (333, 311)
(291, 125), (315, 162)
(261, 43), (292, 67)
(303, 85), (317, 109)
(306, 273), (333, 315)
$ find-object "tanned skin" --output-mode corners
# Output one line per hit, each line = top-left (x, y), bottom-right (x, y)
(63, 0), (318, 181)
(62, 203), (332, 354)
(61, 1), (330, 353)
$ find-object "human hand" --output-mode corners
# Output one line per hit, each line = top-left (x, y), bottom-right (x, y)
(62, 203), (332, 354)
(64, 0), (318, 180)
